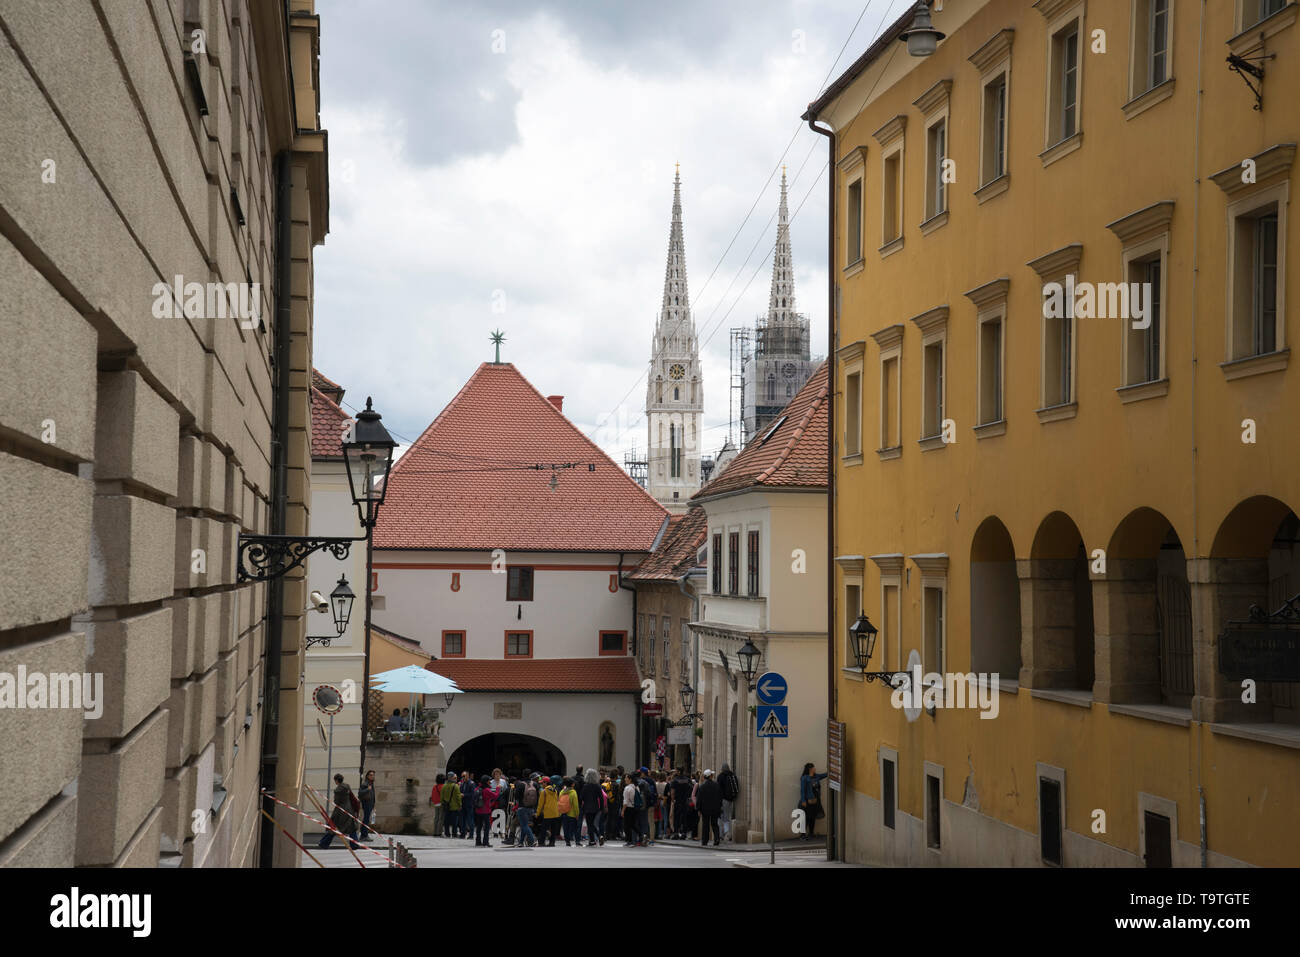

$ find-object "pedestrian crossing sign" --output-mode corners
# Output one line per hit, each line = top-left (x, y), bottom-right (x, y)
(756, 705), (788, 738)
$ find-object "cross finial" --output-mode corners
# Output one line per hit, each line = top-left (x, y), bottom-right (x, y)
(490, 329), (506, 363)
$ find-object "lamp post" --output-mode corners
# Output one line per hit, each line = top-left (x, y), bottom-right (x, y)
(899, 1), (945, 58)
(306, 576), (355, 649)
(343, 398), (398, 778)
(677, 682), (701, 773)
(848, 613), (910, 687)
(734, 639), (762, 853)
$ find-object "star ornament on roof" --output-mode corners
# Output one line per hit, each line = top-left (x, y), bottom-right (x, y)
(490, 329), (506, 363)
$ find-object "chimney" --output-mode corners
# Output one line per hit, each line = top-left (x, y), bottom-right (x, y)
(546, 395), (564, 412)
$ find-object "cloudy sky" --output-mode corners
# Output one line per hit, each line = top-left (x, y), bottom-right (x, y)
(312, 0), (913, 463)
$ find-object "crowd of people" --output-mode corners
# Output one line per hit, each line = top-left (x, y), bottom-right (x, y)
(428, 764), (743, 848)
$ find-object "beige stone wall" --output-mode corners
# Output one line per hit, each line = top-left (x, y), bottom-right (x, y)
(0, 0), (325, 867)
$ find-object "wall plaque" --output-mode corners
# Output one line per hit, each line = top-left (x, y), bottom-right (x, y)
(494, 702), (522, 720)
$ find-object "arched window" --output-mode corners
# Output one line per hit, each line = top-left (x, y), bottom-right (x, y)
(670, 424), (681, 478)
(674, 387), (679, 401)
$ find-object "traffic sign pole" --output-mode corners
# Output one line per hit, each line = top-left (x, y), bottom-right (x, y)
(769, 736), (775, 865)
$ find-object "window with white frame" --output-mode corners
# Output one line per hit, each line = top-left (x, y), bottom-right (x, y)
(970, 29), (1013, 196)
(871, 325), (903, 457)
(1242, 0), (1288, 30)
(980, 313), (1005, 424)
(1039, 2), (1086, 155)
(1028, 245), (1083, 416)
(847, 177), (864, 265)
(912, 554), (949, 680)
(873, 115), (906, 252)
(910, 307), (948, 446)
(871, 553), (904, 674)
(913, 80), (951, 229)
(1107, 202), (1174, 394)
(1131, 0), (1172, 98)
(844, 582), (862, 668)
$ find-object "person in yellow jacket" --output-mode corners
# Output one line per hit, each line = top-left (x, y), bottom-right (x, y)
(533, 774), (560, 847)
(558, 777), (582, 846)
(441, 775), (464, 838)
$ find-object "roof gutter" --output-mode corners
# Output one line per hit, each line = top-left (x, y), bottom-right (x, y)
(804, 107), (837, 864)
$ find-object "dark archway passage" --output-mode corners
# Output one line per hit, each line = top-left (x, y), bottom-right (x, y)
(447, 733), (566, 777)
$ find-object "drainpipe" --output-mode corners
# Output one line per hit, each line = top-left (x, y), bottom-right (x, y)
(1192, 0), (1208, 867)
(806, 110), (836, 861)
(617, 552), (641, 768)
(258, 148), (293, 868)
(679, 571), (703, 773)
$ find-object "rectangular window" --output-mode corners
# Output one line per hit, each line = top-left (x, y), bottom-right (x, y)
(441, 630), (465, 657)
(1143, 810), (1172, 867)
(882, 758), (896, 830)
(1040, 777), (1063, 865)
(1230, 200), (1282, 360)
(1125, 254), (1164, 384)
(506, 566), (534, 601)
(1148, 0), (1168, 88)
(845, 370), (862, 456)
(883, 151), (902, 244)
(882, 583), (898, 672)
(1255, 213), (1279, 355)
(926, 774), (942, 849)
(728, 532), (740, 595)
(505, 631), (532, 658)
(847, 178), (863, 264)
(681, 622), (690, 678)
(1045, 307), (1073, 406)
(647, 616), (657, 674)
(662, 618), (670, 675)
(1049, 21), (1081, 144)
(982, 74), (1008, 183)
(979, 316), (1004, 424)
(922, 340), (944, 438)
(712, 534), (723, 593)
(924, 586), (945, 675)
(600, 631), (627, 655)
(670, 424), (682, 478)
(747, 530), (760, 596)
(880, 355), (899, 449)
(844, 583), (862, 667)
(1245, 0), (1287, 28)
(925, 119), (947, 220)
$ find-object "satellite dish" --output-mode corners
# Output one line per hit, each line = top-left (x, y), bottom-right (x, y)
(313, 684), (343, 715)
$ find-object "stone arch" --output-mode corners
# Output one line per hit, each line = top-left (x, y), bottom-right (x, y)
(1095, 508), (1191, 706)
(448, 732), (565, 777)
(969, 516), (1021, 679)
(1202, 497), (1300, 723)
(1022, 511), (1094, 691)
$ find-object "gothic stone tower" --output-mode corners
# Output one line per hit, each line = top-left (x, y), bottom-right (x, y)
(647, 167), (703, 513)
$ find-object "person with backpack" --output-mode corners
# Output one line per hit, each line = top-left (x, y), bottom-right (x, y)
(516, 773), (540, 848)
(696, 769), (723, 846)
(534, 774), (560, 846)
(718, 763), (740, 842)
(800, 763), (828, 840)
(559, 777), (581, 845)
(474, 774), (498, 847)
(622, 772), (642, 846)
(441, 773), (464, 838)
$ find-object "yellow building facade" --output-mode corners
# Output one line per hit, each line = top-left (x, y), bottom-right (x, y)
(810, 0), (1300, 866)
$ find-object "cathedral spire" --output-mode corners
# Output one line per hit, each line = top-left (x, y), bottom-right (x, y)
(767, 167), (796, 324)
(659, 166), (691, 335)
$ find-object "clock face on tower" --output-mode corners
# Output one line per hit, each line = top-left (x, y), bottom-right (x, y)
(669, 363), (686, 380)
(782, 362), (796, 378)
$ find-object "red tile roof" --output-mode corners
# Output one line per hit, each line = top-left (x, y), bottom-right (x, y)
(311, 386), (350, 459)
(425, 657), (640, 693)
(626, 506), (707, 582)
(312, 368), (345, 404)
(374, 362), (669, 551)
(693, 360), (829, 500)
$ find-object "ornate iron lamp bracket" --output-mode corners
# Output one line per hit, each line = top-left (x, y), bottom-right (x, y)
(236, 534), (365, 583)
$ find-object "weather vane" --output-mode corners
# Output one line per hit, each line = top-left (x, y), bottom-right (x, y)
(490, 328), (506, 363)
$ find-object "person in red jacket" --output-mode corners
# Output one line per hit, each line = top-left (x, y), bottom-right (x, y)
(429, 773), (445, 837)
(474, 774), (499, 847)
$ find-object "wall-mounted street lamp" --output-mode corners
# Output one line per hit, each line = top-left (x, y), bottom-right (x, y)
(235, 396), (397, 582)
(848, 614), (909, 687)
(305, 576), (355, 649)
(736, 640), (762, 691)
(899, 1), (945, 58)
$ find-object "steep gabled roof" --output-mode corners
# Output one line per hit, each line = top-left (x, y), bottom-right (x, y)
(312, 368), (346, 406)
(625, 506), (707, 582)
(374, 362), (669, 551)
(693, 360), (828, 501)
(425, 657), (640, 693)
(310, 385), (350, 459)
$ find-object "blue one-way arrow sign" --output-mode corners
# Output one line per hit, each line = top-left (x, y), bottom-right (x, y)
(755, 671), (788, 706)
